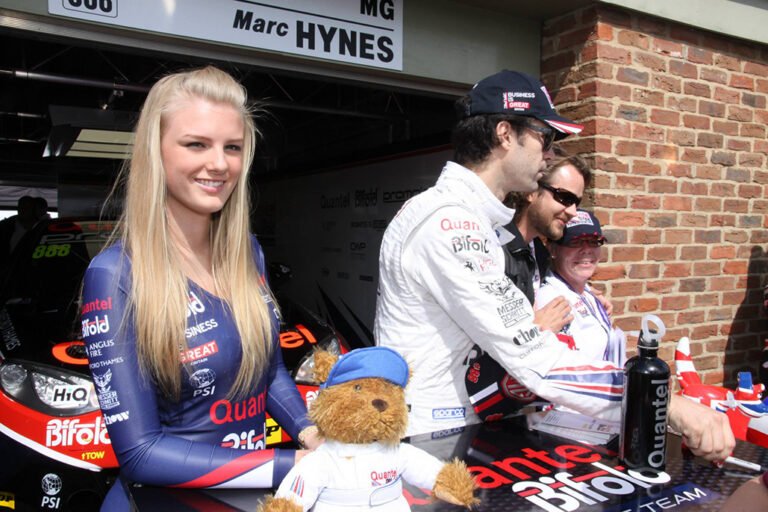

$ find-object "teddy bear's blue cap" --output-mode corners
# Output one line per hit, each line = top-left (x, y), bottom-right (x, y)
(321, 347), (408, 389)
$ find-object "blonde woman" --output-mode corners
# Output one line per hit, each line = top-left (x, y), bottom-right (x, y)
(81, 66), (319, 510)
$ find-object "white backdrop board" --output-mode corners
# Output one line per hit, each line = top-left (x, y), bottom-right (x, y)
(254, 147), (451, 346)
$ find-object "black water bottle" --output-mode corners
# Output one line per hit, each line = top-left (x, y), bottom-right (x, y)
(620, 315), (671, 471)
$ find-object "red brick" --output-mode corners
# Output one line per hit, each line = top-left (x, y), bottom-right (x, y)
(723, 260), (748, 274)
(738, 184), (763, 198)
(664, 230), (693, 244)
(594, 156), (628, 173)
(742, 92), (766, 109)
(669, 60), (697, 78)
(710, 245), (736, 259)
(634, 89), (665, 106)
(648, 213), (677, 228)
(714, 54), (741, 71)
(649, 178), (676, 193)
(651, 109), (680, 126)
(677, 310), (706, 324)
(680, 182), (707, 195)
(741, 124), (767, 138)
(682, 149), (708, 164)
(713, 87), (740, 104)
(595, 118), (632, 137)
(700, 68), (727, 84)
(694, 261), (721, 275)
(711, 214), (736, 227)
(631, 229), (662, 244)
(680, 214), (707, 227)
(758, 78), (768, 94)
(662, 295), (691, 310)
(696, 165), (724, 180)
(648, 246), (676, 261)
(730, 74), (755, 90)
(635, 51), (667, 72)
(617, 67), (649, 86)
(699, 100), (726, 117)
(592, 264), (625, 280)
(728, 106), (753, 122)
(663, 196), (692, 211)
(617, 105), (648, 122)
(744, 62), (768, 77)
(668, 129), (695, 146)
(613, 246), (645, 261)
(711, 183), (735, 196)
(618, 29), (650, 49)
(594, 192), (628, 208)
(596, 82), (633, 100)
(687, 47), (713, 64)
(630, 195), (660, 209)
(615, 141), (647, 157)
(667, 163), (692, 178)
(616, 175), (645, 190)
(724, 199), (749, 213)
(739, 153), (764, 167)
(632, 161), (661, 175)
(694, 197), (721, 211)
(664, 262), (692, 277)
(684, 82), (711, 98)
(682, 114), (710, 129)
(629, 298), (660, 312)
(654, 39), (683, 57)
(633, 125), (664, 141)
(667, 96), (697, 112)
(611, 281), (644, 297)
(695, 229), (722, 243)
(727, 139), (751, 152)
(697, 133), (723, 148)
(647, 279), (675, 293)
(650, 144), (678, 160)
(713, 120), (739, 135)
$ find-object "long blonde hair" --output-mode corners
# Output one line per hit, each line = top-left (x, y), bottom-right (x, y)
(115, 66), (274, 399)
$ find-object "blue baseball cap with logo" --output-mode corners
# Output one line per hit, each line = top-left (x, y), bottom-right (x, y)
(556, 209), (606, 245)
(321, 347), (409, 389)
(463, 70), (583, 139)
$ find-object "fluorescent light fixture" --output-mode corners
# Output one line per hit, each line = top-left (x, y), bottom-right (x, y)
(44, 106), (136, 160)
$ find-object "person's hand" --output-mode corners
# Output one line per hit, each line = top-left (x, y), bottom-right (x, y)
(533, 296), (573, 333)
(591, 287), (614, 317)
(297, 425), (324, 450)
(667, 394), (735, 462)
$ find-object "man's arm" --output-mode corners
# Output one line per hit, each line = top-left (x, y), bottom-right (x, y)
(668, 394), (735, 462)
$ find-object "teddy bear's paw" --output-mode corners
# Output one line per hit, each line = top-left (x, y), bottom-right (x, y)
(258, 495), (303, 512)
(433, 458), (480, 509)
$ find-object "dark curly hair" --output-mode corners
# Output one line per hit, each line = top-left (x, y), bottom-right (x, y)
(451, 95), (529, 167)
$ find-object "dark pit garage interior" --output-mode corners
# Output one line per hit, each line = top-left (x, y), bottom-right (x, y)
(0, 29), (457, 217)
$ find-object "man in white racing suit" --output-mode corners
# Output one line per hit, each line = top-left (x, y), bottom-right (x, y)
(374, 70), (735, 463)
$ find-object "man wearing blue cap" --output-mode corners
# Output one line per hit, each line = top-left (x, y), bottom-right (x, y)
(373, 70), (734, 463)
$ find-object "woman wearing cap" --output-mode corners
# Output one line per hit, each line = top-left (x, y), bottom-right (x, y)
(534, 209), (625, 366)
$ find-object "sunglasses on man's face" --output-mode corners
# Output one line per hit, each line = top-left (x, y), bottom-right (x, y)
(563, 237), (605, 249)
(539, 182), (582, 208)
(522, 120), (556, 152)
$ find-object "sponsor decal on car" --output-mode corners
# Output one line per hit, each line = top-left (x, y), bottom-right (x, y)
(50, 385), (90, 408)
(46, 418), (110, 448)
(40, 473), (62, 510)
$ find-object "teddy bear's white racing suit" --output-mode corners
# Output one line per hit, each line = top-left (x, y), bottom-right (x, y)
(374, 162), (624, 436)
(274, 441), (444, 511)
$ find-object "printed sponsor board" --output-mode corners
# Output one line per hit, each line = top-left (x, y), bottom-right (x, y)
(48, 0), (403, 70)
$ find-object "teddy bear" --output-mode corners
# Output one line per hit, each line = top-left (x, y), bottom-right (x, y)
(260, 346), (479, 511)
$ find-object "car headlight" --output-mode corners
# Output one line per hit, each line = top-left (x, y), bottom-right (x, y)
(293, 337), (342, 385)
(0, 360), (99, 415)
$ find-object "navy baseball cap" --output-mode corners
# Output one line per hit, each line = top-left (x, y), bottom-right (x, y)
(556, 209), (606, 245)
(321, 347), (409, 389)
(464, 70), (583, 139)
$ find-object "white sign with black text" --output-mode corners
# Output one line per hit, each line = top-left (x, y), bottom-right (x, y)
(48, 0), (403, 70)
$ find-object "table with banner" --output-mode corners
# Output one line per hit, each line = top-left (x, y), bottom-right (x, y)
(129, 414), (767, 511)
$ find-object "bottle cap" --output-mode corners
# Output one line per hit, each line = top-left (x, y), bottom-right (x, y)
(638, 314), (665, 348)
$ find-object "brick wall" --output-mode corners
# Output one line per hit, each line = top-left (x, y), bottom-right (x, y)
(541, 5), (768, 386)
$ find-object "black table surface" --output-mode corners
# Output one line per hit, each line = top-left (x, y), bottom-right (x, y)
(129, 415), (768, 511)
